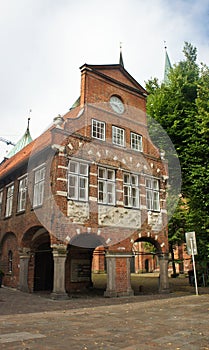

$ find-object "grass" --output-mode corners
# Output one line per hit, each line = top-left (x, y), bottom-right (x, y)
(92, 272), (209, 295)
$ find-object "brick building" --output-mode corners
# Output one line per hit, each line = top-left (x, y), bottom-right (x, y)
(0, 59), (170, 297)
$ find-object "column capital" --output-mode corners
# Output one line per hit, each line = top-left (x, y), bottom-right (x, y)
(18, 247), (31, 258)
(158, 252), (169, 260)
(51, 244), (67, 256)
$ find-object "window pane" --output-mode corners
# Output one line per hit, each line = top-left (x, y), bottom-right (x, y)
(153, 191), (160, 211)
(146, 177), (160, 211)
(69, 161), (78, 173)
(99, 168), (105, 179)
(107, 170), (114, 180)
(68, 161), (88, 201)
(124, 174), (130, 184)
(33, 168), (45, 207)
(98, 181), (105, 202)
(107, 183), (114, 204)
(98, 168), (115, 205)
(112, 126), (125, 146)
(80, 163), (88, 175)
(92, 120), (105, 140)
(6, 184), (14, 217)
(153, 179), (159, 190)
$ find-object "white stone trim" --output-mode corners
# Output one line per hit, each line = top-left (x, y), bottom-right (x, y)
(58, 165), (67, 170)
(116, 200), (124, 205)
(89, 196), (97, 202)
(56, 191), (67, 196)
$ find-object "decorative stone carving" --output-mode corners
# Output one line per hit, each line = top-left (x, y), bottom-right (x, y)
(67, 201), (89, 223)
(148, 211), (163, 231)
(98, 206), (141, 228)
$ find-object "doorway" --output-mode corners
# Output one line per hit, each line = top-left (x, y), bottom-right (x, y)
(34, 242), (54, 291)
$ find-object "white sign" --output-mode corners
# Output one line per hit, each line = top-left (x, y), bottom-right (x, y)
(185, 231), (197, 255)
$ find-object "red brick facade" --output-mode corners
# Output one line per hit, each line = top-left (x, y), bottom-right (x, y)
(0, 63), (170, 297)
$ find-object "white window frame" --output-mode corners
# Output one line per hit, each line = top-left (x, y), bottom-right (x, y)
(98, 167), (115, 205)
(131, 132), (143, 152)
(92, 119), (106, 141)
(17, 175), (27, 212)
(5, 183), (14, 217)
(0, 190), (3, 217)
(146, 177), (160, 211)
(123, 173), (140, 208)
(33, 166), (46, 208)
(112, 126), (125, 147)
(68, 160), (89, 201)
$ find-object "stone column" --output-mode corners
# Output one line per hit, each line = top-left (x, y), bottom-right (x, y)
(51, 244), (68, 299)
(18, 248), (30, 292)
(158, 253), (170, 293)
(104, 252), (134, 297)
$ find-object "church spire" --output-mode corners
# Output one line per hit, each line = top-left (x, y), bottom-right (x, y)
(7, 113), (33, 159)
(164, 42), (172, 82)
(119, 42), (124, 67)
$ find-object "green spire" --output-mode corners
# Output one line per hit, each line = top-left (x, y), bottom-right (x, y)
(7, 118), (33, 158)
(164, 45), (172, 82)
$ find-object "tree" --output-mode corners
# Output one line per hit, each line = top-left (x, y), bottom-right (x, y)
(146, 42), (209, 268)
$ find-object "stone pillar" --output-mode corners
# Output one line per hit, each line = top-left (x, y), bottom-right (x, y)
(18, 248), (30, 292)
(104, 252), (134, 297)
(159, 253), (170, 293)
(51, 244), (68, 299)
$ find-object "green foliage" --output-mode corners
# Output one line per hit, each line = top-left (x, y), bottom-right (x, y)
(146, 42), (209, 263)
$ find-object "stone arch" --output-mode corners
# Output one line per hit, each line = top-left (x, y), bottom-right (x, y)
(0, 232), (19, 288)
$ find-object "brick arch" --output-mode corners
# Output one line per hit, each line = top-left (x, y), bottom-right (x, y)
(132, 237), (162, 275)
(21, 226), (49, 249)
(0, 231), (17, 246)
(21, 226), (53, 292)
(135, 236), (162, 254)
(0, 232), (19, 288)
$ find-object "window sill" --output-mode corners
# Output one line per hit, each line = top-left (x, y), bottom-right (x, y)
(4, 215), (12, 220)
(31, 204), (43, 210)
(16, 210), (26, 216)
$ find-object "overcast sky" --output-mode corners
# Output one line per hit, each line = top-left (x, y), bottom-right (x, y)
(0, 0), (209, 161)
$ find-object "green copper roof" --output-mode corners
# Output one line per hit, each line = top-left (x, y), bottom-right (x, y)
(7, 120), (33, 158)
(70, 97), (80, 110)
(164, 48), (172, 82)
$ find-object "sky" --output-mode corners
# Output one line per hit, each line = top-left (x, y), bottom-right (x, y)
(0, 0), (209, 161)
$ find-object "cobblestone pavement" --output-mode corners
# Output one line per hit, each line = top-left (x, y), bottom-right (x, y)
(0, 280), (209, 349)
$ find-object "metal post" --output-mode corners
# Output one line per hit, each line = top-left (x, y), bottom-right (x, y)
(190, 237), (198, 296)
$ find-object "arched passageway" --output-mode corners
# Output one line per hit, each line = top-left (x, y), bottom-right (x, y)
(131, 236), (169, 294)
(34, 241), (53, 291)
(20, 227), (54, 293)
(66, 233), (105, 295)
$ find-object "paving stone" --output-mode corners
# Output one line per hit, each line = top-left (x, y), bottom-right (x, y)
(0, 284), (209, 349)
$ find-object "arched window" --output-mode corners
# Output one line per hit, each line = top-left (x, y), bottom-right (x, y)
(8, 250), (13, 273)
